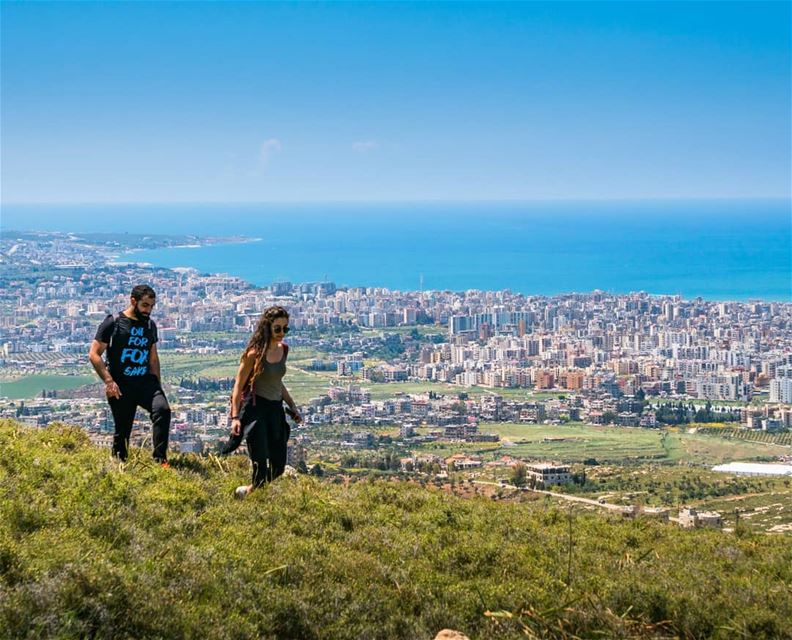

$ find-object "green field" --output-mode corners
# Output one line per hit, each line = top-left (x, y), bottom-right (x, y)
(663, 430), (789, 464)
(414, 423), (791, 466)
(283, 371), (478, 402)
(366, 380), (469, 400)
(283, 368), (337, 404)
(695, 491), (792, 533)
(283, 347), (331, 364)
(696, 427), (792, 447)
(0, 375), (97, 399)
(455, 423), (665, 463)
(158, 352), (239, 380)
(160, 349), (334, 385)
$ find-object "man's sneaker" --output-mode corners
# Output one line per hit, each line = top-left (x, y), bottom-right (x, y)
(234, 485), (251, 499)
(283, 465), (298, 478)
(159, 461), (171, 470)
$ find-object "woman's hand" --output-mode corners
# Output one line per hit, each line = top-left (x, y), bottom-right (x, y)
(285, 404), (303, 424)
(231, 417), (242, 436)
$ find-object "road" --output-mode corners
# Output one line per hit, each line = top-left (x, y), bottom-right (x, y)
(474, 479), (627, 512)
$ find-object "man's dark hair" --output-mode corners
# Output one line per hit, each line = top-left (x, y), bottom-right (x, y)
(131, 284), (156, 301)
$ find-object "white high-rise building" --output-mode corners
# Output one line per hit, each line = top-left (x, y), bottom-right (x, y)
(769, 378), (792, 404)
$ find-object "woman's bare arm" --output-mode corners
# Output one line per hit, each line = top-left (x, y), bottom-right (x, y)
(231, 350), (255, 419)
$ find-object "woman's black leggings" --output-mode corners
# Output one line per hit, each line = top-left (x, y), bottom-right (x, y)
(245, 396), (290, 487)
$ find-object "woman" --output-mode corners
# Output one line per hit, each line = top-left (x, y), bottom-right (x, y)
(230, 305), (302, 498)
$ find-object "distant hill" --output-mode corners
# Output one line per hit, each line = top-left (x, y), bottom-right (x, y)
(1, 420), (790, 640)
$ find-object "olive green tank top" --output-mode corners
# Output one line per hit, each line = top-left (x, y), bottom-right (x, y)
(254, 347), (287, 401)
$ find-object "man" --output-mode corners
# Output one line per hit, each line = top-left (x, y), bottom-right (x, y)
(88, 284), (171, 465)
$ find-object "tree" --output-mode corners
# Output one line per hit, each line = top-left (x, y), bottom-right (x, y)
(451, 401), (466, 415)
(510, 464), (527, 487)
(341, 454), (358, 468)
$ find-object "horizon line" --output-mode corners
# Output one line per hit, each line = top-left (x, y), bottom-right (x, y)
(3, 196), (791, 207)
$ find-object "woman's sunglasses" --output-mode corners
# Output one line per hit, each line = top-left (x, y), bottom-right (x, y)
(272, 325), (290, 334)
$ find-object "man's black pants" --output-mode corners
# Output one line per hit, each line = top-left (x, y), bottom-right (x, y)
(108, 375), (171, 462)
(245, 396), (290, 487)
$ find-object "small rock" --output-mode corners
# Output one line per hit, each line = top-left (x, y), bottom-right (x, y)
(433, 630), (470, 640)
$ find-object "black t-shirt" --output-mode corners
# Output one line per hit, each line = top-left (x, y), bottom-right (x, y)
(95, 313), (159, 383)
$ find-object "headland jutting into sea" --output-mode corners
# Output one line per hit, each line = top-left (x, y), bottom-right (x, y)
(2, 199), (790, 301)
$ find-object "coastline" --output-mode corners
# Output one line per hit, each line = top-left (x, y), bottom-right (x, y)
(3, 200), (789, 302)
(121, 238), (791, 304)
(111, 235), (262, 267)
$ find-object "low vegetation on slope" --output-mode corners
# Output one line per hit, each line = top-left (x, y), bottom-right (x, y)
(0, 421), (790, 639)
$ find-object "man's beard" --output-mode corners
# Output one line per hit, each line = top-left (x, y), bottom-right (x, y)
(133, 305), (150, 321)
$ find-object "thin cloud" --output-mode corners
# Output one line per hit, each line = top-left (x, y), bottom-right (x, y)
(261, 138), (283, 164)
(352, 140), (379, 153)
(247, 138), (282, 177)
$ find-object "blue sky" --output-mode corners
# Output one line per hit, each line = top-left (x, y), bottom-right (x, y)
(1, 1), (789, 203)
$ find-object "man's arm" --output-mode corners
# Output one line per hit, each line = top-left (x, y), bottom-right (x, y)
(88, 340), (121, 399)
(149, 343), (161, 380)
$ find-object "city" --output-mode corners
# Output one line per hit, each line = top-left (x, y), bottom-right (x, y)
(3, 1), (790, 636)
(2, 230), (791, 534)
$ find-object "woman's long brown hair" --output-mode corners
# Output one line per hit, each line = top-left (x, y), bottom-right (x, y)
(243, 305), (289, 389)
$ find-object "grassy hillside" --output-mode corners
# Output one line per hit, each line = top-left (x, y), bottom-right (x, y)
(1, 421), (790, 640)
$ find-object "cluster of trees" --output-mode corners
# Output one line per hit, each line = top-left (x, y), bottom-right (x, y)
(178, 377), (233, 391)
(367, 333), (407, 360)
(654, 400), (740, 425)
(595, 399), (740, 426)
(407, 459), (445, 476)
(362, 369), (388, 383)
(339, 450), (403, 472)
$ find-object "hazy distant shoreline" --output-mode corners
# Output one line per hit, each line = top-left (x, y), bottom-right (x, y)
(112, 236), (261, 267)
(2, 200), (789, 301)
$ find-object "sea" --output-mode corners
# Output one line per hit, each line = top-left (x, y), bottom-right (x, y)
(2, 200), (790, 301)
